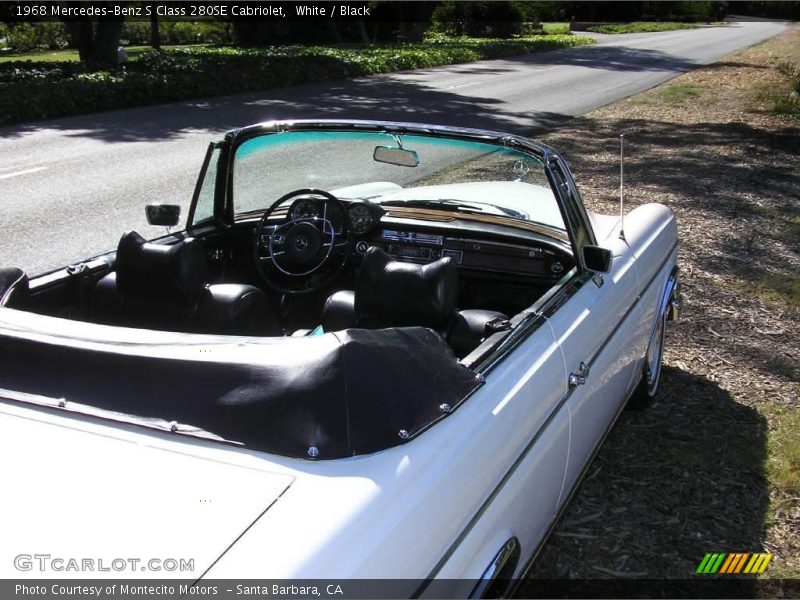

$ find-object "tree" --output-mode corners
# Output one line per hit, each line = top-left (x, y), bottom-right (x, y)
(431, 1), (525, 38)
(61, 2), (124, 69)
(150, 10), (160, 51)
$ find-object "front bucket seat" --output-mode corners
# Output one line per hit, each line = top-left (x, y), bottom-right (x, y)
(322, 246), (507, 356)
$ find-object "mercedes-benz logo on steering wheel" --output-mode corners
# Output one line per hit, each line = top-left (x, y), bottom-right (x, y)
(295, 234), (310, 251)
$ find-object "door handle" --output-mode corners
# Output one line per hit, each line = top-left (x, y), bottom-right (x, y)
(569, 362), (590, 387)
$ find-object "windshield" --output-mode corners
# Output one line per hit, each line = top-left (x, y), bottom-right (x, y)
(232, 131), (566, 233)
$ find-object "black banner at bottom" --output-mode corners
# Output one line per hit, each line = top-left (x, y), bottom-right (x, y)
(3, 579), (799, 600)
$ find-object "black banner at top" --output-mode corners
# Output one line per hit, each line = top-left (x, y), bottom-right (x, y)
(0, 1), (417, 23)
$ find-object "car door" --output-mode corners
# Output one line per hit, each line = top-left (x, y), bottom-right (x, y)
(544, 158), (643, 496)
(545, 265), (642, 494)
(420, 313), (571, 598)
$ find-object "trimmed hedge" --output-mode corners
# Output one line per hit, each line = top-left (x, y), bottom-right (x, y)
(582, 22), (705, 34)
(0, 35), (591, 126)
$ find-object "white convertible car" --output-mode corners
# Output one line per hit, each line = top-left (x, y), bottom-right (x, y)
(0, 121), (679, 597)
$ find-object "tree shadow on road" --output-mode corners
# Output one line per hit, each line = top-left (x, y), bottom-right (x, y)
(0, 45), (697, 143)
(0, 74), (536, 143)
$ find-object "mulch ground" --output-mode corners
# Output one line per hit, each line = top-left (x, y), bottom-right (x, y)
(519, 28), (800, 594)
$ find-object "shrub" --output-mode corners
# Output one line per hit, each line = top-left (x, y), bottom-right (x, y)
(772, 61), (800, 117)
(777, 62), (800, 94)
(120, 21), (232, 46)
(4, 22), (69, 51)
(0, 35), (592, 125)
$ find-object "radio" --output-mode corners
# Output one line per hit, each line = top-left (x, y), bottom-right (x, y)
(386, 244), (432, 261)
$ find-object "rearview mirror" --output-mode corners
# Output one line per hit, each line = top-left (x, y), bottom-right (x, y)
(583, 245), (612, 273)
(145, 204), (181, 227)
(373, 146), (419, 168)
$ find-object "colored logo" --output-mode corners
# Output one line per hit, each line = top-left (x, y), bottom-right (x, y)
(696, 553), (773, 574)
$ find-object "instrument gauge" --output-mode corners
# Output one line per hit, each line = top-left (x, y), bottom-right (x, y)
(349, 204), (374, 235)
(291, 198), (319, 221)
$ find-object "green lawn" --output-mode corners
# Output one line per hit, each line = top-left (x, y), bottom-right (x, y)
(542, 23), (571, 35)
(0, 44), (209, 64)
(653, 83), (707, 103)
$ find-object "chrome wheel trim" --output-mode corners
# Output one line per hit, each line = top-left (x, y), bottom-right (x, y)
(645, 310), (667, 396)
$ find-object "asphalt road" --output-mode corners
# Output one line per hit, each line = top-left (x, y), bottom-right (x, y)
(0, 20), (788, 275)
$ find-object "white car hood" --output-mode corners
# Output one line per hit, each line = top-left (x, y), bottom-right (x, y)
(0, 401), (294, 579)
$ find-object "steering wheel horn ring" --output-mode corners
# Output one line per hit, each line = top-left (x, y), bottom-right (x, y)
(254, 189), (352, 295)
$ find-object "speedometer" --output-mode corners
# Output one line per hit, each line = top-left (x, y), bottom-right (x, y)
(348, 204), (374, 235)
(291, 198), (319, 221)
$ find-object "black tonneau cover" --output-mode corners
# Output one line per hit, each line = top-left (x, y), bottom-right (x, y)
(0, 308), (480, 458)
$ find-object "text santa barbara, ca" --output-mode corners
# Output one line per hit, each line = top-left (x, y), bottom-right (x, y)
(15, 582), (348, 598)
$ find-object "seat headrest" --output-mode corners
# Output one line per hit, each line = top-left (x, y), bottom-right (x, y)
(115, 231), (209, 302)
(355, 246), (457, 329)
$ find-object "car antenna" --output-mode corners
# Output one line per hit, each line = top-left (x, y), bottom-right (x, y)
(619, 133), (626, 241)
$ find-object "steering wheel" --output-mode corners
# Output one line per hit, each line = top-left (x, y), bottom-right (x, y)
(253, 189), (352, 295)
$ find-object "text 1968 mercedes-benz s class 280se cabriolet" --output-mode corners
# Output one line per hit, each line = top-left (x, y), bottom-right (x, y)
(0, 121), (679, 597)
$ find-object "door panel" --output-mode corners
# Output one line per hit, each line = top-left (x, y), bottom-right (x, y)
(546, 244), (642, 491)
(416, 319), (569, 590)
(430, 407), (570, 591)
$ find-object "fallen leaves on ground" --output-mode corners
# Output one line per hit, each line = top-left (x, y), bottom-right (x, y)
(523, 28), (800, 588)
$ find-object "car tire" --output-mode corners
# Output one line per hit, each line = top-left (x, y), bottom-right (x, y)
(627, 307), (667, 410)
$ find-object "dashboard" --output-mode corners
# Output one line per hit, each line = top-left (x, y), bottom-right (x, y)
(283, 196), (574, 280)
(365, 229), (572, 278)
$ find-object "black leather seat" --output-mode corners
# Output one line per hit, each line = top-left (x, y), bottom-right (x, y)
(93, 231), (282, 336)
(322, 247), (508, 357)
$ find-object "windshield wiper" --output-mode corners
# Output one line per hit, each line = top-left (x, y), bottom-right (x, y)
(380, 199), (526, 219)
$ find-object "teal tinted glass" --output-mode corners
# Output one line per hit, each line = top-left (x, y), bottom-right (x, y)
(233, 131), (564, 231)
